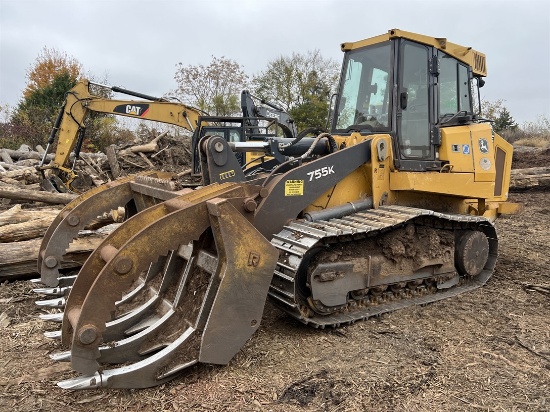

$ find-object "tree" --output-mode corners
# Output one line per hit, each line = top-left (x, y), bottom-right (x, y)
(174, 56), (248, 116)
(493, 107), (518, 133)
(23, 47), (82, 100)
(8, 49), (83, 149)
(252, 50), (340, 130)
(480, 98), (518, 134)
(480, 98), (505, 121)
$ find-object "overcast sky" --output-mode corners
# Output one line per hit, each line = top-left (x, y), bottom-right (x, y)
(1, 0), (549, 125)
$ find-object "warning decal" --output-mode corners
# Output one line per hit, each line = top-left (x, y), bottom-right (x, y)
(285, 180), (304, 196)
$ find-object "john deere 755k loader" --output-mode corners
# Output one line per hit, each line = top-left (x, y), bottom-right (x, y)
(35, 29), (520, 389)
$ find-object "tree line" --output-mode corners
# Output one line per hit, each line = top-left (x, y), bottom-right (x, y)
(0, 48), (339, 152)
(0, 47), (545, 153)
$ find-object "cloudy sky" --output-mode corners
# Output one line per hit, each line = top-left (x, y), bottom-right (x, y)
(1, 0), (549, 124)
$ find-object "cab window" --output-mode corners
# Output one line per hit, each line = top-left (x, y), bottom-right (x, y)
(398, 41), (430, 159)
(439, 53), (472, 118)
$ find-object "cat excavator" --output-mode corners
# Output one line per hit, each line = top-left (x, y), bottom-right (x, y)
(38, 80), (297, 192)
(34, 29), (521, 389)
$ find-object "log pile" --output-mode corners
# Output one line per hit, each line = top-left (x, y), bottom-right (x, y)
(0, 203), (122, 281)
(0, 133), (196, 195)
(0, 132), (198, 281)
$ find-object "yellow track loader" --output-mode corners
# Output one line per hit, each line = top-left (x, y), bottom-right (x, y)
(35, 29), (521, 389)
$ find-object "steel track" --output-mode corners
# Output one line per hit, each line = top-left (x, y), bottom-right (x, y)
(268, 205), (498, 328)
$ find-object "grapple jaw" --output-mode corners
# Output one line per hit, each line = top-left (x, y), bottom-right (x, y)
(56, 183), (278, 389)
(38, 172), (175, 287)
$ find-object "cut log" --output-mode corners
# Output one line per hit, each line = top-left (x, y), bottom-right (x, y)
(510, 167), (550, 176)
(0, 234), (106, 280)
(0, 184), (77, 204)
(0, 215), (55, 242)
(119, 131), (168, 155)
(510, 167), (550, 191)
(3, 148), (42, 161)
(106, 145), (121, 178)
(0, 204), (61, 227)
(138, 152), (155, 168)
(0, 167), (41, 180)
(0, 149), (13, 164)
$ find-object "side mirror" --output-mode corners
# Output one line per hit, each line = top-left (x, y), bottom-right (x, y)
(400, 91), (408, 110)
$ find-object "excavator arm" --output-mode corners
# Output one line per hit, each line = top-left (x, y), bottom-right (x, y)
(240, 90), (298, 139)
(39, 79), (205, 192)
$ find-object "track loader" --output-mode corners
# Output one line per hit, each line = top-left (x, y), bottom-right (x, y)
(35, 29), (521, 389)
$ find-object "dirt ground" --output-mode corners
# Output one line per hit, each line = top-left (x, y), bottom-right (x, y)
(0, 148), (549, 412)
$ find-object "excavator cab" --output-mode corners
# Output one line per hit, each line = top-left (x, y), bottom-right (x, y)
(190, 115), (289, 175)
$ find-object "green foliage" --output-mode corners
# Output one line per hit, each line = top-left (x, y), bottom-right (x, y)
(174, 56), (248, 116)
(493, 107), (518, 134)
(480, 98), (518, 135)
(83, 116), (128, 152)
(252, 50), (339, 131)
(20, 71), (77, 111)
(10, 72), (79, 149)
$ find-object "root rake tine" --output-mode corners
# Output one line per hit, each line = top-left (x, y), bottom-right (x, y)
(35, 297), (66, 308)
(44, 330), (62, 340)
(39, 313), (64, 323)
(50, 351), (71, 362)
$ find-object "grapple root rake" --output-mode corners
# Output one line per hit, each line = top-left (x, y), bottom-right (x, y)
(38, 172), (173, 287)
(57, 182), (279, 388)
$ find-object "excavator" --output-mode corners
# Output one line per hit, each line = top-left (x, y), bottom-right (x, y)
(38, 79), (297, 192)
(34, 29), (521, 389)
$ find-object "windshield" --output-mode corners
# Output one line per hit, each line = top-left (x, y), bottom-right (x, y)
(333, 41), (392, 133)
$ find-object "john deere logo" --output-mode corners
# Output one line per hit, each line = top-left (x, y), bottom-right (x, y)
(478, 138), (489, 154)
(113, 104), (150, 117)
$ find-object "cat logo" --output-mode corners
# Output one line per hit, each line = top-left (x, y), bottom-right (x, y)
(113, 103), (150, 117)
(219, 170), (236, 180)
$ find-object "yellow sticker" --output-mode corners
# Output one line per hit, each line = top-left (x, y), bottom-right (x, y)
(219, 170), (235, 180)
(285, 179), (304, 196)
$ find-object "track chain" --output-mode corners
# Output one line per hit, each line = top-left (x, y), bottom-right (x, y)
(268, 205), (498, 328)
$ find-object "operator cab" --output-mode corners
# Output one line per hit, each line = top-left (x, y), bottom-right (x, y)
(332, 30), (481, 172)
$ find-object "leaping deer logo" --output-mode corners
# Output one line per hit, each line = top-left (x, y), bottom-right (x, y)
(479, 138), (489, 154)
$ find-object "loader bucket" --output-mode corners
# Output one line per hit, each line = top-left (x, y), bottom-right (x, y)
(56, 183), (279, 388)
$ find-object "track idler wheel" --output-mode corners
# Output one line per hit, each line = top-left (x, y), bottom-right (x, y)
(455, 230), (490, 277)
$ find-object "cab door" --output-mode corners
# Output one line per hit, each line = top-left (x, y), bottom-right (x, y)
(395, 40), (439, 171)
